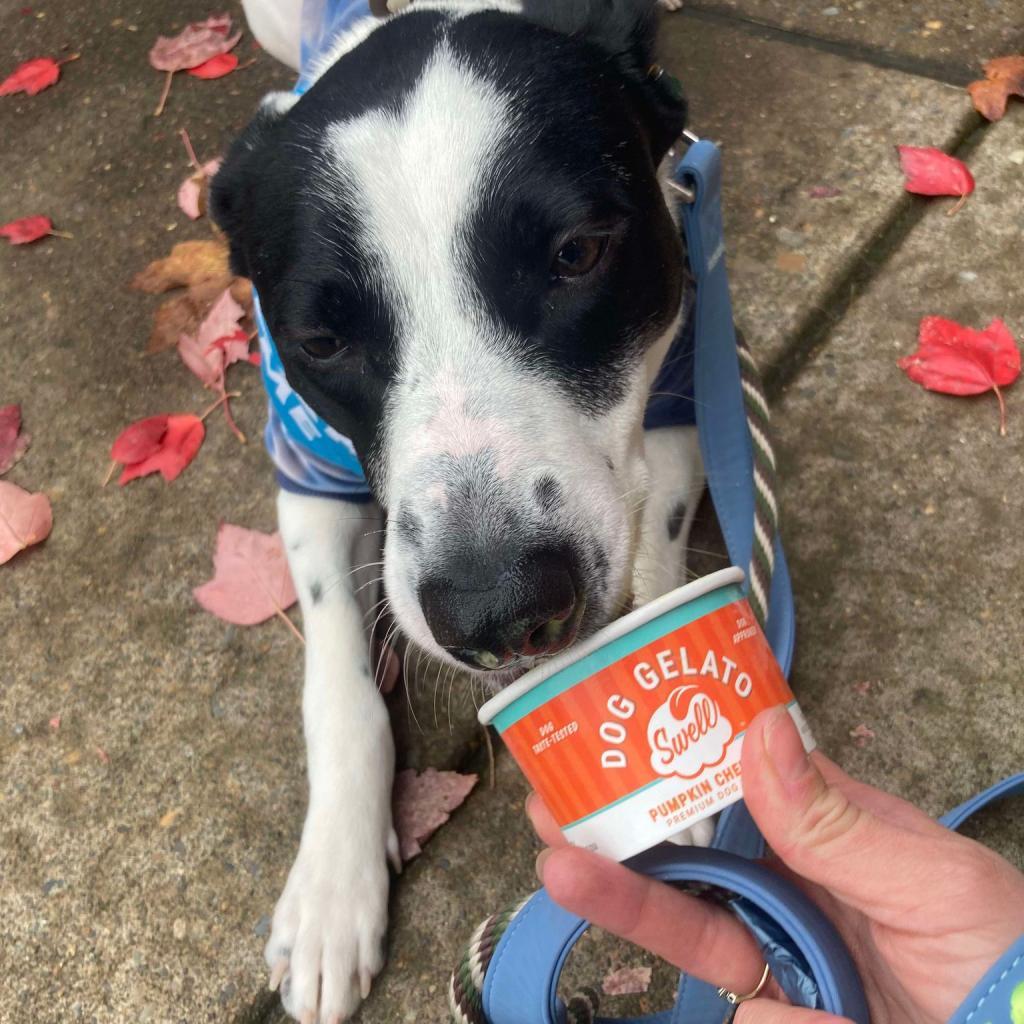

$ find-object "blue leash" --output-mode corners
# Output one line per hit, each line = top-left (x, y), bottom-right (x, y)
(464, 138), (1024, 1024)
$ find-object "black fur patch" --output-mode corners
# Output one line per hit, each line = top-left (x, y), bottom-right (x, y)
(211, 5), (687, 482)
(666, 499), (688, 541)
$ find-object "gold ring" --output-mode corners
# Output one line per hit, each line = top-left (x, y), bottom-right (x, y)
(718, 962), (772, 1006)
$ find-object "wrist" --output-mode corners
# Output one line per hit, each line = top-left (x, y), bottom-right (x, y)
(946, 934), (1024, 1024)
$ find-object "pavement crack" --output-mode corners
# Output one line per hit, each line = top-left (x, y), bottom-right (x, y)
(677, 3), (984, 87)
(762, 110), (994, 403)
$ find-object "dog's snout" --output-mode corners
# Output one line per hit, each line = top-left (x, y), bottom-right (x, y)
(418, 547), (584, 669)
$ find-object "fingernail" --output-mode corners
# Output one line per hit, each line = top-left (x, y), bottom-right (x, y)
(535, 847), (551, 883)
(524, 791), (536, 819)
(764, 705), (813, 794)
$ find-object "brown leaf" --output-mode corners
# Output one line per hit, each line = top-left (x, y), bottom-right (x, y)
(131, 239), (230, 294)
(776, 250), (807, 274)
(392, 769), (477, 861)
(967, 55), (1024, 121)
(147, 292), (203, 353)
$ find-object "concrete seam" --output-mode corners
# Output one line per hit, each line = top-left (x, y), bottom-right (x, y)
(762, 109), (993, 403)
(675, 3), (993, 87)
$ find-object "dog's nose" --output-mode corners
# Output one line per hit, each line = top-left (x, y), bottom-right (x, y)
(418, 547), (583, 669)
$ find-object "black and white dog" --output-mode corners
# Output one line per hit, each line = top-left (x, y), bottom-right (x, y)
(213, 1), (704, 1019)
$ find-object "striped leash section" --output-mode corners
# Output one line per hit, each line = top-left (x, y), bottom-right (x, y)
(735, 329), (779, 629)
(446, 331), (781, 1024)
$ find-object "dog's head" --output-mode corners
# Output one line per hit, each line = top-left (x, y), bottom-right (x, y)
(212, 0), (688, 677)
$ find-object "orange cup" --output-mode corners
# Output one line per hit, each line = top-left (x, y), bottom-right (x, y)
(479, 568), (814, 861)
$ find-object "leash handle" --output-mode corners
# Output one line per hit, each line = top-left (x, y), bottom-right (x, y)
(480, 848), (870, 1024)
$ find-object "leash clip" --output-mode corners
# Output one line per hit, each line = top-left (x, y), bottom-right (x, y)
(666, 129), (701, 203)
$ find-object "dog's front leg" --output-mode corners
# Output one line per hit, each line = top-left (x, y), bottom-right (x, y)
(267, 489), (398, 1024)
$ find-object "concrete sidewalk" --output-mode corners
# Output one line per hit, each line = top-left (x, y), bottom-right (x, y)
(1, 2), (1021, 1022)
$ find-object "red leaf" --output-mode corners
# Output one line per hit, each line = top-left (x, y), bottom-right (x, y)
(897, 146), (975, 209)
(178, 288), (246, 387)
(110, 415), (169, 465)
(0, 404), (31, 476)
(602, 967), (653, 996)
(187, 52), (239, 79)
(118, 414), (205, 484)
(206, 329), (251, 367)
(392, 769), (478, 862)
(0, 57), (60, 97)
(0, 480), (53, 564)
(149, 15), (242, 72)
(177, 157), (221, 220)
(1, 215), (53, 245)
(898, 316), (1021, 435)
(193, 524), (298, 626)
(967, 55), (1024, 122)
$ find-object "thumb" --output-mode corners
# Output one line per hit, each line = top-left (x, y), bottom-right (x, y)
(737, 999), (853, 1024)
(741, 706), (950, 920)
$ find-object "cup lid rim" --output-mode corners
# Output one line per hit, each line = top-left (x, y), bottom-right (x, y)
(477, 566), (745, 725)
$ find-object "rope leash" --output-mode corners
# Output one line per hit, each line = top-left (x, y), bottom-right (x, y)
(446, 334), (780, 1024)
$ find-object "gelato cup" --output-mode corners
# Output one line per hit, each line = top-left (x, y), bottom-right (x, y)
(478, 567), (814, 861)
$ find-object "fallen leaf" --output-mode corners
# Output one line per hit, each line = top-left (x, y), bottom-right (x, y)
(851, 680), (873, 696)
(117, 414), (205, 484)
(1, 215), (54, 245)
(110, 415), (169, 465)
(48, 715), (61, 730)
(207, 329), (251, 367)
(131, 239), (230, 294)
(775, 250), (806, 274)
(187, 52), (240, 78)
(0, 404), (31, 475)
(850, 723), (875, 748)
(178, 288), (246, 387)
(194, 524), (299, 627)
(0, 480), (53, 564)
(897, 146), (974, 213)
(602, 966), (652, 996)
(149, 14), (241, 71)
(149, 14), (242, 116)
(178, 157), (222, 220)
(134, 238), (252, 353)
(392, 769), (478, 861)
(95, 746), (110, 765)
(0, 54), (78, 97)
(808, 185), (842, 199)
(967, 55), (1024, 122)
(898, 316), (1021, 435)
(159, 807), (183, 828)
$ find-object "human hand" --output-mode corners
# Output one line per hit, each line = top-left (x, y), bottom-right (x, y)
(527, 705), (1024, 1024)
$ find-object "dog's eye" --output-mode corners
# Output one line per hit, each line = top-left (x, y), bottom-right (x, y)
(552, 235), (607, 280)
(300, 336), (345, 361)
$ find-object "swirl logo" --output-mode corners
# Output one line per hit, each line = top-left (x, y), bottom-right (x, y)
(647, 685), (734, 779)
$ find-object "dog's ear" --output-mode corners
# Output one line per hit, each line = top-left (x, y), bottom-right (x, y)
(519, 0), (686, 161)
(210, 91), (298, 278)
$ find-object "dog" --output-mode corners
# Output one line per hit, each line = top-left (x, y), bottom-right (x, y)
(212, 1), (705, 1019)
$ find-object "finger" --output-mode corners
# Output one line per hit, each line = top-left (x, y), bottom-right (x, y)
(525, 792), (568, 848)
(539, 845), (767, 995)
(741, 706), (959, 922)
(737, 998), (854, 1024)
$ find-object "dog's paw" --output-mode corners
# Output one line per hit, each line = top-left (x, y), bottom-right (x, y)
(266, 827), (400, 1022)
(666, 817), (716, 848)
(659, 0), (685, 9)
